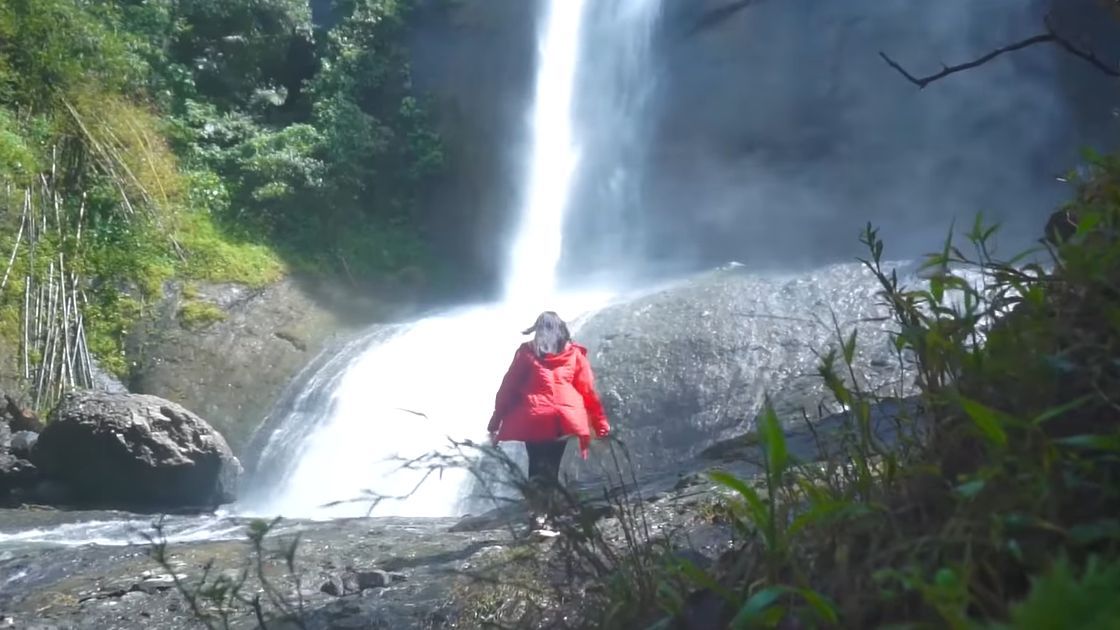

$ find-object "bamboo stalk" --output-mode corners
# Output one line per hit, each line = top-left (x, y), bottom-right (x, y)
(23, 275), (30, 379)
(74, 312), (90, 388)
(76, 193), (86, 244)
(34, 280), (44, 352)
(59, 254), (72, 388)
(1, 189), (29, 294)
(34, 269), (55, 410)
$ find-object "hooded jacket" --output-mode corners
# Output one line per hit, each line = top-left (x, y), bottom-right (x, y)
(487, 341), (609, 458)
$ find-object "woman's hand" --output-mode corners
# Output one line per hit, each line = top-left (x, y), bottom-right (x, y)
(596, 425), (610, 438)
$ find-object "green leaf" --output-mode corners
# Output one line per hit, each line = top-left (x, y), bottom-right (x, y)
(760, 405), (788, 477)
(787, 499), (870, 539)
(1068, 520), (1120, 545)
(796, 588), (840, 624)
(732, 586), (790, 629)
(1032, 395), (1094, 426)
(843, 328), (858, 364)
(953, 479), (986, 499)
(708, 471), (768, 526)
(674, 558), (737, 605)
(930, 275), (945, 304)
(958, 397), (1009, 448)
(1056, 434), (1120, 452)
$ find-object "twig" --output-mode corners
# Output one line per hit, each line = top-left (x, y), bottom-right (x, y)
(880, 17), (1119, 89)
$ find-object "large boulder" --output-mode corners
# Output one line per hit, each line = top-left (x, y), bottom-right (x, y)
(127, 276), (406, 456)
(33, 391), (243, 510)
(572, 262), (909, 478)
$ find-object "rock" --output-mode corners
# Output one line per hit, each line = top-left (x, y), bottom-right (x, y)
(572, 263), (902, 479)
(32, 390), (243, 509)
(127, 277), (396, 455)
(0, 419), (9, 451)
(9, 432), (37, 459)
(320, 569), (404, 597)
(4, 395), (43, 433)
(0, 453), (39, 496)
(131, 574), (183, 595)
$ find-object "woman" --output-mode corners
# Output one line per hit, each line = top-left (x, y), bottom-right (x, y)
(487, 311), (610, 532)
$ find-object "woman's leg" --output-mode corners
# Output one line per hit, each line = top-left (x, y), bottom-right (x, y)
(524, 439), (568, 530)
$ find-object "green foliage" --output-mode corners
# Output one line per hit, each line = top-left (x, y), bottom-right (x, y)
(586, 156), (1120, 628)
(996, 556), (1120, 630)
(0, 0), (440, 388)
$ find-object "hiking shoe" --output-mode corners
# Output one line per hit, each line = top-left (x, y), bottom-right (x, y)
(530, 526), (561, 540)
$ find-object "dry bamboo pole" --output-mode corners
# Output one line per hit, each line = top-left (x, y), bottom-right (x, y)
(66, 273), (83, 387)
(1, 189), (29, 294)
(34, 265), (56, 409)
(34, 280), (44, 351)
(74, 312), (90, 388)
(23, 275), (30, 379)
(59, 254), (73, 388)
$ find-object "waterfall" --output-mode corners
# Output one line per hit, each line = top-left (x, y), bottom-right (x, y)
(239, 0), (664, 519)
(503, 0), (589, 303)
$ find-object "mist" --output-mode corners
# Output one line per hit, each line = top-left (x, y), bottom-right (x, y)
(557, 0), (1120, 285)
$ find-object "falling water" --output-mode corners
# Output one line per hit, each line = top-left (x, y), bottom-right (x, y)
(234, 0), (665, 519)
(504, 0), (590, 303)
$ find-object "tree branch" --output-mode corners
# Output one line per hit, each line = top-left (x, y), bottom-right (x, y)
(880, 17), (1119, 89)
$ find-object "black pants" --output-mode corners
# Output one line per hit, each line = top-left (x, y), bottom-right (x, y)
(525, 439), (568, 524)
(525, 439), (568, 488)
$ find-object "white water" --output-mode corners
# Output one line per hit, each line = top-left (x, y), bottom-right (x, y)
(236, 0), (664, 519)
(0, 0), (665, 545)
(504, 0), (590, 303)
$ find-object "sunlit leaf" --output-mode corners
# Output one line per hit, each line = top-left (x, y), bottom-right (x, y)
(958, 397), (1009, 447)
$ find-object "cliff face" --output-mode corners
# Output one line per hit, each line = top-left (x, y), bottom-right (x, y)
(409, 0), (1119, 288)
(407, 0), (540, 298)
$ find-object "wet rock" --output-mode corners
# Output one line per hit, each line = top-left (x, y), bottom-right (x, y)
(3, 395), (43, 433)
(575, 264), (902, 479)
(33, 390), (242, 509)
(0, 453), (38, 497)
(132, 574), (183, 594)
(9, 432), (37, 459)
(127, 277), (397, 456)
(321, 569), (405, 596)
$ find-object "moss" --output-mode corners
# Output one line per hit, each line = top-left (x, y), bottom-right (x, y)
(177, 300), (227, 330)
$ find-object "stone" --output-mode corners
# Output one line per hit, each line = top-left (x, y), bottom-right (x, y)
(4, 395), (43, 433)
(320, 569), (402, 597)
(32, 390), (242, 509)
(9, 431), (37, 458)
(0, 452), (39, 496)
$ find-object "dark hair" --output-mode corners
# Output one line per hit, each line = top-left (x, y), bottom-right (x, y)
(522, 311), (571, 357)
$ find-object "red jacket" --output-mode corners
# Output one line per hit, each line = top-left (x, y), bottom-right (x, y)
(487, 342), (609, 458)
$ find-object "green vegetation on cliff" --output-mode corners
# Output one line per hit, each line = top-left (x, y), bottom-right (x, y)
(0, 0), (442, 406)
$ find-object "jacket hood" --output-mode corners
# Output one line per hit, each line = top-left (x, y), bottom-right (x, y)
(520, 341), (587, 367)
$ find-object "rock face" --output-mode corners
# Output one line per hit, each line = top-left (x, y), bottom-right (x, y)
(127, 276), (397, 455)
(33, 391), (243, 509)
(571, 262), (907, 478)
(407, 0), (537, 295)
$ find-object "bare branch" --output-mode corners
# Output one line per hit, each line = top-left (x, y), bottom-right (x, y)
(880, 18), (1119, 89)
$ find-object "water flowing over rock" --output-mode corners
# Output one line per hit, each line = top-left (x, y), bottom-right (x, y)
(575, 262), (908, 477)
(32, 391), (242, 510)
